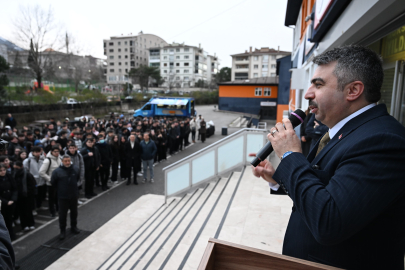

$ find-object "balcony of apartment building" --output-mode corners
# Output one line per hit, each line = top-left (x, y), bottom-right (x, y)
(235, 72), (249, 80)
(235, 64), (249, 73)
(234, 56), (249, 63)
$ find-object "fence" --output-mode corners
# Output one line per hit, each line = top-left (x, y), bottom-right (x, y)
(162, 128), (270, 202)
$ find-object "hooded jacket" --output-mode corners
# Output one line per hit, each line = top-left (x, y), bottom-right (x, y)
(66, 150), (85, 187)
(23, 153), (46, 186)
(51, 164), (79, 199)
(80, 141), (101, 169)
(140, 140), (157, 161)
(39, 151), (62, 186)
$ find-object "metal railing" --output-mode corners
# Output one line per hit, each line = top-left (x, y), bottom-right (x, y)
(162, 128), (270, 202)
(257, 122), (267, 129)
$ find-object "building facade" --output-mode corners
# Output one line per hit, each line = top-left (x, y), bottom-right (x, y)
(285, 0), (405, 126)
(230, 47), (290, 81)
(103, 32), (167, 90)
(148, 43), (219, 88)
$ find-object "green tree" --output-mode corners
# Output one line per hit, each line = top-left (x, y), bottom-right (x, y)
(218, 67), (232, 82)
(0, 56), (10, 103)
(127, 65), (161, 90)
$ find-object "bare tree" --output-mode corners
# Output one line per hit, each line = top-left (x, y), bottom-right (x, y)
(12, 5), (62, 88)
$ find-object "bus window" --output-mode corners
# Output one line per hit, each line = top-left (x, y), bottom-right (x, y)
(143, 104), (152, 110)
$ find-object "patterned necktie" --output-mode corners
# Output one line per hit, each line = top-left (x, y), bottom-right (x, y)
(316, 132), (330, 157)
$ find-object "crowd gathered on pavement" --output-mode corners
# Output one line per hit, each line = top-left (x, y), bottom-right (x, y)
(0, 112), (209, 240)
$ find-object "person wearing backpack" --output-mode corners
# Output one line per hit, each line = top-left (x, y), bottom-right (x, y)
(13, 161), (36, 231)
(39, 145), (61, 217)
(23, 146), (45, 210)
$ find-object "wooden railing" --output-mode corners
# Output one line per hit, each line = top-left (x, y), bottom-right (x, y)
(198, 238), (343, 270)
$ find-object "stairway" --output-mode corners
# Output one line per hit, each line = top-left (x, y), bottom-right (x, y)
(47, 167), (292, 270)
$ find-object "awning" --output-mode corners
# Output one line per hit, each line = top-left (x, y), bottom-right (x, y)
(150, 99), (189, 105)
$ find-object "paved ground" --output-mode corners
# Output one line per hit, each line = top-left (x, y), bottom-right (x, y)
(13, 105), (257, 261)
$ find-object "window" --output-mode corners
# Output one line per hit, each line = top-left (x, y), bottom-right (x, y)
(119, 69), (122, 72)
(184, 76), (189, 81)
(176, 49), (180, 52)
(255, 88), (262, 96)
(109, 56), (114, 59)
(176, 77), (180, 80)
(118, 55), (121, 59)
(184, 55), (189, 59)
(264, 88), (271, 96)
(130, 41), (133, 46)
(125, 48), (128, 52)
(125, 55), (128, 59)
(163, 49), (167, 53)
(184, 48), (189, 52)
(164, 70), (167, 73)
(110, 62), (114, 66)
(262, 55), (269, 62)
(235, 57), (248, 61)
(110, 69), (114, 72)
(163, 63), (167, 66)
(253, 73), (258, 78)
(254, 65), (258, 69)
(253, 56), (259, 61)
(176, 56), (180, 59)
(164, 77), (167, 80)
(109, 42), (113, 46)
(262, 64), (268, 69)
(125, 62), (128, 65)
(164, 56), (167, 59)
(184, 70), (189, 73)
(176, 63), (180, 66)
(118, 49), (121, 52)
(125, 69), (128, 72)
(184, 63), (189, 66)
(130, 61), (134, 67)
(176, 70), (180, 73)
(118, 41), (121, 45)
(125, 41), (127, 45)
(271, 64), (276, 69)
(109, 49), (114, 52)
(236, 65), (248, 69)
(262, 72), (267, 77)
(270, 73), (276, 77)
(170, 49), (174, 52)
(119, 62), (122, 66)
(271, 55), (276, 60)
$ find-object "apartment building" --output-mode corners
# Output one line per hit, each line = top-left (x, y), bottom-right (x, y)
(148, 42), (219, 88)
(103, 32), (167, 90)
(230, 47), (290, 81)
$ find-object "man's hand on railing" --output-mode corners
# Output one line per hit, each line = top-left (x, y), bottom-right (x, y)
(249, 153), (277, 185)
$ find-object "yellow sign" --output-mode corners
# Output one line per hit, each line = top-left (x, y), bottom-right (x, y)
(382, 26), (405, 62)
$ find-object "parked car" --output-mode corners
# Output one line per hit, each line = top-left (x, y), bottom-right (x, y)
(125, 96), (134, 100)
(178, 91), (184, 96)
(67, 98), (79, 104)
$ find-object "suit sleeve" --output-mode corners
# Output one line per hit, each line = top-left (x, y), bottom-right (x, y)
(0, 214), (15, 270)
(273, 132), (405, 245)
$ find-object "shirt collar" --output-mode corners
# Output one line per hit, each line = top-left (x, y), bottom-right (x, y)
(329, 103), (376, 139)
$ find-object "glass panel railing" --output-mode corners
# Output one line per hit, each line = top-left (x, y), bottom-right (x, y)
(246, 134), (266, 162)
(167, 163), (190, 196)
(217, 136), (244, 173)
(192, 151), (215, 185)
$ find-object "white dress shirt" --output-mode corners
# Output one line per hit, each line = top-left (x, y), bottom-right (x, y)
(269, 103), (376, 191)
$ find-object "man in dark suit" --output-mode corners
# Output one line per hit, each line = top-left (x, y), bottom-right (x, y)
(125, 134), (142, 185)
(252, 45), (405, 269)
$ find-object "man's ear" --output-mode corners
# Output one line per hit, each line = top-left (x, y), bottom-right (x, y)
(346, 81), (365, 101)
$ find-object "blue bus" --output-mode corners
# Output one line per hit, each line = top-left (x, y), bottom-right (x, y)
(133, 97), (196, 118)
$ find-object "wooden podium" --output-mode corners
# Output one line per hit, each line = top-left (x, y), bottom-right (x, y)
(198, 238), (343, 270)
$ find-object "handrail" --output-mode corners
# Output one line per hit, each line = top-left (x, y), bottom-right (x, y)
(162, 128), (268, 171)
(163, 128), (270, 203)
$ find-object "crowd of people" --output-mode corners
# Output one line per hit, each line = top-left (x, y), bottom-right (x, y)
(0, 112), (208, 240)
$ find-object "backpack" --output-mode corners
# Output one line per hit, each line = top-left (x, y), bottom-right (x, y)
(45, 157), (52, 175)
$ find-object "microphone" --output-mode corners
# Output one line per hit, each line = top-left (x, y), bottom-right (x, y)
(251, 109), (306, 167)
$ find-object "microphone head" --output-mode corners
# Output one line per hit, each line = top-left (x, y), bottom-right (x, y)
(289, 109), (306, 128)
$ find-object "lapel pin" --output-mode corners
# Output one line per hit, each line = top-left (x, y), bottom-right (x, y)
(339, 134), (343, 139)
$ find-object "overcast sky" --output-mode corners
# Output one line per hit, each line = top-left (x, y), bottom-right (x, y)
(0, 0), (292, 68)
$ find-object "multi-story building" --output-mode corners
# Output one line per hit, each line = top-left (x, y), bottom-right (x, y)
(284, 0), (405, 126)
(230, 47), (290, 81)
(148, 42), (219, 88)
(103, 32), (167, 90)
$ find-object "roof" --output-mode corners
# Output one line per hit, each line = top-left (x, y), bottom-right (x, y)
(148, 44), (201, 51)
(218, 77), (279, 86)
(285, 0), (303, 26)
(231, 48), (290, 57)
(150, 98), (190, 105)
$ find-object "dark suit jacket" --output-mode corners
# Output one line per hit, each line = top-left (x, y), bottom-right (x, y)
(125, 141), (142, 168)
(273, 104), (405, 269)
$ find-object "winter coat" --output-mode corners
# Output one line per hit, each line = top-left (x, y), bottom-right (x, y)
(200, 120), (207, 134)
(51, 165), (79, 199)
(23, 153), (46, 186)
(110, 143), (120, 162)
(39, 151), (62, 186)
(0, 174), (17, 204)
(4, 117), (17, 129)
(80, 144), (101, 169)
(96, 142), (113, 167)
(13, 168), (37, 197)
(140, 140), (157, 161)
(190, 119), (197, 131)
(66, 151), (85, 187)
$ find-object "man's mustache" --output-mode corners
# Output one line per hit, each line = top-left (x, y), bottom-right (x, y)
(309, 100), (318, 107)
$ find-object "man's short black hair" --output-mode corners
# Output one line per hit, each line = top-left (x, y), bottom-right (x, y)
(59, 131), (68, 136)
(51, 145), (60, 151)
(312, 45), (383, 103)
(68, 144), (77, 148)
(32, 146), (42, 152)
(27, 131), (33, 136)
(14, 161), (23, 168)
(18, 133), (24, 138)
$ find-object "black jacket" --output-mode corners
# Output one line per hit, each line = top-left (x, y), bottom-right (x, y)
(0, 174), (17, 204)
(125, 141), (142, 160)
(13, 169), (37, 197)
(51, 165), (79, 199)
(80, 144), (100, 169)
(96, 142), (113, 166)
(110, 143), (120, 162)
(4, 117), (16, 129)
